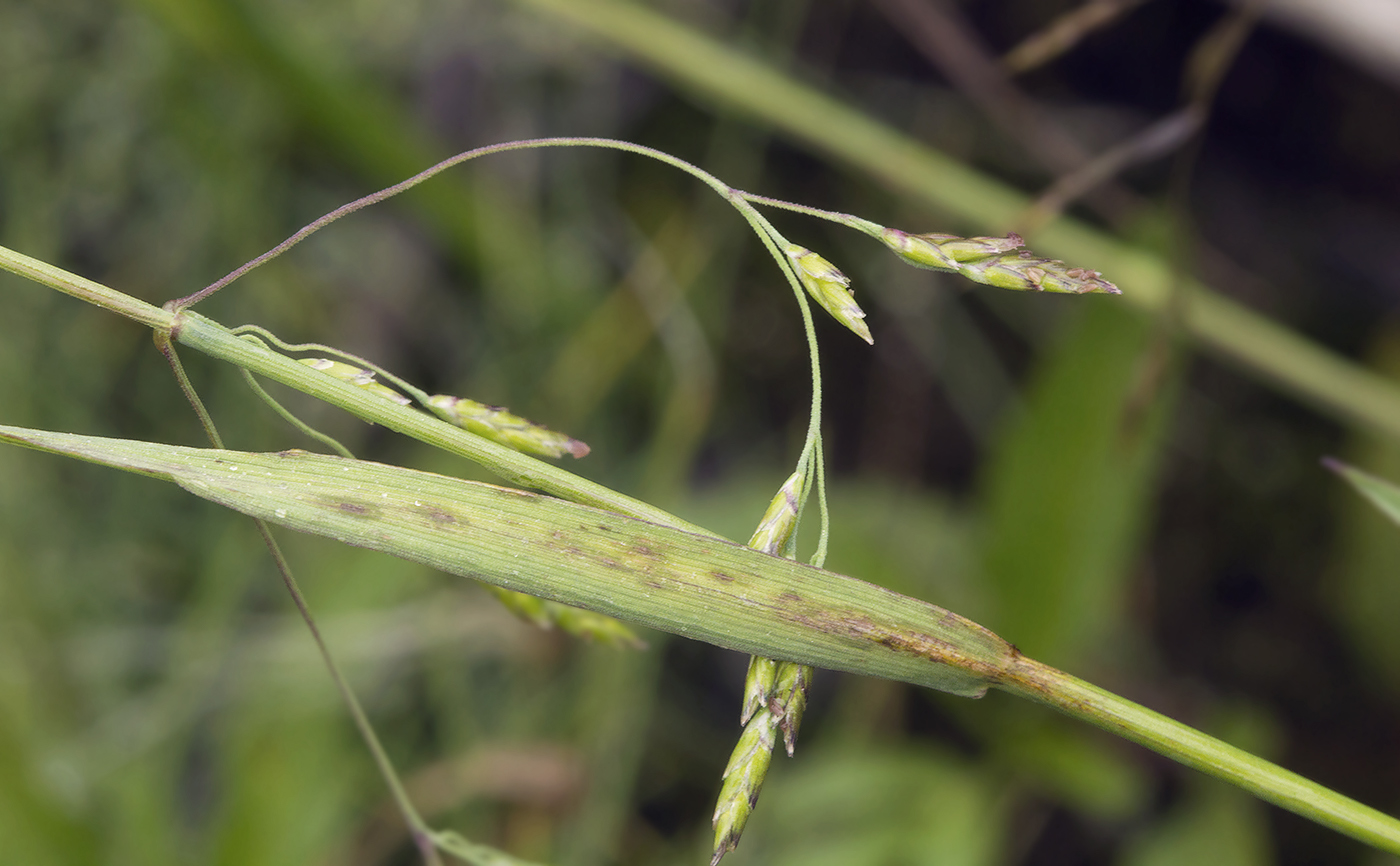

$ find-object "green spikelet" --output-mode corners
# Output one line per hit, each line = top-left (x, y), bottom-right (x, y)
(740, 656), (778, 725)
(427, 394), (589, 459)
(784, 245), (873, 344)
(747, 472), (804, 558)
(298, 358), (412, 405)
(712, 711), (778, 866)
(484, 585), (645, 649)
(772, 660), (811, 757)
(960, 250), (1122, 294)
(881, 228), (1025, 270)
(880, 228), (1120, 294)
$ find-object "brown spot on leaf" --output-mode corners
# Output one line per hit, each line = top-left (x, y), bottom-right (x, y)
(781, 607), (1008, 679)
(709, 570), (736, 583)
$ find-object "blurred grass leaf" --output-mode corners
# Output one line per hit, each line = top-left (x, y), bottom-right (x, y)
(1331, 331), (1400, 691)
(1327, 459), (1400, 529)
(743, 747), (1003, 866)
(1118, 784), (1272, 866)
(977, 299), (1174, 667)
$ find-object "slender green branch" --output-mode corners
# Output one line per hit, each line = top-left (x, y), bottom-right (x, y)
(809, 444), (830, 569)
(738, 193), (884, 238)
(231, 325), (435, 407)
(0, 244), (174, 330)
(238, 368), (355, 459)
(174, 137), (733, 309)
(722, 198), (829, 521)
(154, 332), (226, 449)
(172, 310), (709, 532)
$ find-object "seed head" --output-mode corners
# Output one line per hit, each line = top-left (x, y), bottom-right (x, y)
(741, 656), (778, 725)
(771, 661), (812, 757)
(785, 244), (873, 344)
(747, 471), (804, 557)
(960, 250), (1121, 294)
(428, 395), (590, 459)
(299, 357), (412, 405)
(881, 228), (1024, 270)
(882, 228), (1120, 294)
(712, 712), (778, 865)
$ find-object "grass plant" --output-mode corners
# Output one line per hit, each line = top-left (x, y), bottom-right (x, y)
(3, 137), (1400, 863)
(3, 4), (1399, 863)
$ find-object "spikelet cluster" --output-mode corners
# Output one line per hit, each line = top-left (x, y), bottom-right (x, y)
(785, 245), (873, 344)
(428, 395), (590, 460)
(881, 228), (1121, 294)
(298, 358), (412, 405)
(712, 472), (814, 865)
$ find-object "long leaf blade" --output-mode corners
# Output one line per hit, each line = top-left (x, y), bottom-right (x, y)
(0, 424), (1009, 697)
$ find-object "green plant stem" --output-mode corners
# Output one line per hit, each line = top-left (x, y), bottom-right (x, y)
(229, 325), (436, 407)
(0, 244), (174, 330)
(996, 656), (1400, 854)
(740, 193), (884, 238)
(170, 309), (705, 531)
(238, 367), (356, 459)
(173, 137), (734, 309)
(154, 331), (227, 449)
(0, 238), (688, 530)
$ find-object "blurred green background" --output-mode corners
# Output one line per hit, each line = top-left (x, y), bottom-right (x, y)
(3, 0), (1400, 864)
